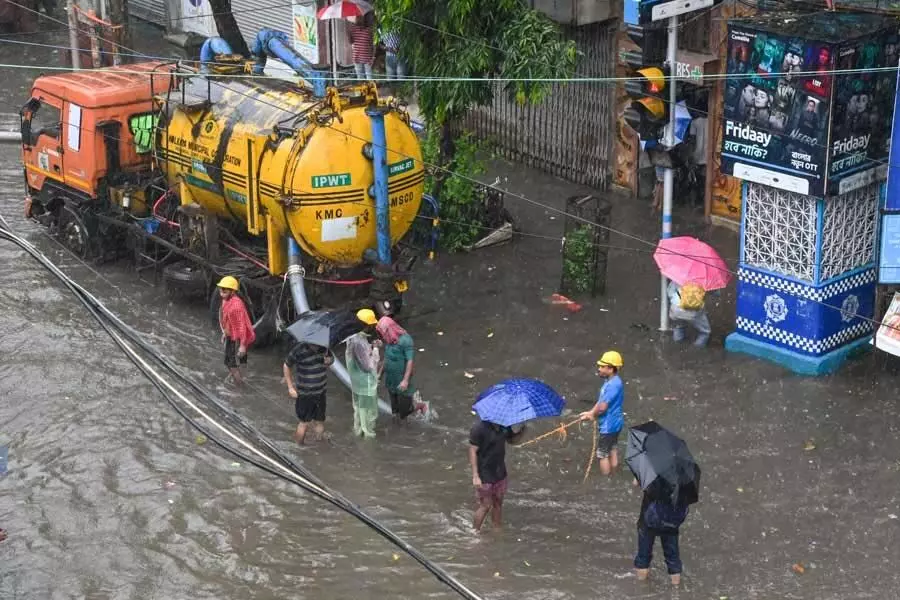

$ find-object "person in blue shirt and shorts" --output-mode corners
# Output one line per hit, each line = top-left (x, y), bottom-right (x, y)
(579, 350), (625, 476)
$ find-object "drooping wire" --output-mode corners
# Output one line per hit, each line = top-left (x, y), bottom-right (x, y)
(0, 220), (486, 600)
(2, 7), (896, 333)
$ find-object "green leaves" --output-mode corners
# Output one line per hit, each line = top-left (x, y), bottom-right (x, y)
(374, 0), (576, 124)
(562, 225), (595, 294)
(421, 123), (489, 252)
(374, 0), (576, 252)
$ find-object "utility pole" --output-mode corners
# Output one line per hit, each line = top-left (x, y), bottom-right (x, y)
(67, 0), (80, 70)
(659, 14), (677, 332)
(107, 0), (131, 63)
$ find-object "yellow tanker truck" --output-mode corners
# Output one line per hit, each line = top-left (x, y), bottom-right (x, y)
(20, 37), (432, 341)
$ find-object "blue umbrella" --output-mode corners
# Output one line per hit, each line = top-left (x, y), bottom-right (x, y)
(472, 378), (566, 427)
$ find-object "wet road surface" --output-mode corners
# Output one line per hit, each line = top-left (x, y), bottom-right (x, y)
(2, 25), (900, 600)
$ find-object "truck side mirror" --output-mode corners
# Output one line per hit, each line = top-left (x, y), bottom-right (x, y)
(20, 119), (31, 146)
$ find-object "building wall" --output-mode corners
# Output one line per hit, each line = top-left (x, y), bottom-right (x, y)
(708, 0), (757, 225)
(463, 20), (618, 190)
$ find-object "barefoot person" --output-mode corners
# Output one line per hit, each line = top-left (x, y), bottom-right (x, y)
(634, 490), (689, 586)
(283, 342), (333, 444)
(579, 350), (625, 476)
(468, 418), (526, 532)
(217, 276), (255, 386)
(374, 315), (419, 424)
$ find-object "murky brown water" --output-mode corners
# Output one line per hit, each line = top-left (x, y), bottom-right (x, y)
(3, 24), (900, 600)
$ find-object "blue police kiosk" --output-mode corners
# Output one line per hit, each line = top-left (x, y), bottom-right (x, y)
(719, 13), (899, 374)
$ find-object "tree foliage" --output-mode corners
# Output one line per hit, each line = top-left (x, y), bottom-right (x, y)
(374, 0), (578, 125)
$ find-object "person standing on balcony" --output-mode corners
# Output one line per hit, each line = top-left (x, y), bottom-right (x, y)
(347, 13), (375, 81)
(381, 27), (405, 81)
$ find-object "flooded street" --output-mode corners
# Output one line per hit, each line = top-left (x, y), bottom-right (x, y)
(3, 26), (900, 600)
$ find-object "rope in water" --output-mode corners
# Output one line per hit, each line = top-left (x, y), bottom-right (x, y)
(517, 417), (599, 484)
(517, 418), (582, 447)
(583, 426), (598, 484)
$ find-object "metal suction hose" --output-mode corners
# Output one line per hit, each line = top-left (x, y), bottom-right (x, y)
(286, 239), (392, 415)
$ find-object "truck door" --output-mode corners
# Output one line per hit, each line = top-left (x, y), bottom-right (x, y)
(21, 95), (64, 190)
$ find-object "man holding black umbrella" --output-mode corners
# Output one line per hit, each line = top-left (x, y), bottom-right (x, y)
(284, 342), (334, 445)
(625, 421), (700, 586)
(634, 489), (687, 586)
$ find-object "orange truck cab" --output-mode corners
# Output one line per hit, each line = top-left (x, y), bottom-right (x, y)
(21, 62), (173, 248)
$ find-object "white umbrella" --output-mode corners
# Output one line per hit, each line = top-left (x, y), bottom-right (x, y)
(316, 1), (374, 83)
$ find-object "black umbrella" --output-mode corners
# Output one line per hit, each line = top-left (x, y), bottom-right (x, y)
(625, 421), (701, 506)
(285, 309), (365, 349)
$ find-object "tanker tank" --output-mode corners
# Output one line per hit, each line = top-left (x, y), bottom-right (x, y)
(155, 70), (425, 273)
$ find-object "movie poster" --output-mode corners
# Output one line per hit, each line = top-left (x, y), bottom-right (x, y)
(829, 32), (900, 188)
(721, 28), (830, 196)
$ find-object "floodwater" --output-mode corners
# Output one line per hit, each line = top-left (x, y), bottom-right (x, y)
(3, 24), (900, 600)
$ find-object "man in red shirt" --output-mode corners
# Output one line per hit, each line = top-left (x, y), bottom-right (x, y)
(347, 14), (374, 81)
(217, 276), (255, 385)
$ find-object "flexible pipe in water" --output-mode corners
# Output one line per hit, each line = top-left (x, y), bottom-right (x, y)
(286, 239), (392, 415)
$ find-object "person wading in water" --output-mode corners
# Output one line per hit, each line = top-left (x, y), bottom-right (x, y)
(374, 316), (422, 424)
(217, 276), (255, 386)
(283, 340), (333, 445)
(348, 309), (382, 438)
(468, 418), (526, 532)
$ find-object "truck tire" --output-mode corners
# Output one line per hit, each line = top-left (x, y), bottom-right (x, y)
(162, 261), (209, 298)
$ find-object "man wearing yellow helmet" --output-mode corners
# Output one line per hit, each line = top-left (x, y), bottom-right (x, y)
(217, 275), (255, 386)
(579, 350), (626, 476)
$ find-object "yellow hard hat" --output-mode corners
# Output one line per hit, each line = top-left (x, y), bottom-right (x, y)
(217, 275), (239, 291)
(357, 308), (378, 325)
(597, 350), (623, 368)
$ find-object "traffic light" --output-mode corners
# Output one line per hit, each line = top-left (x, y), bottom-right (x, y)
(623, 64), (670, 143)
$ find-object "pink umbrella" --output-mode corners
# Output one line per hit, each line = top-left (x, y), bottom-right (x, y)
(317, 0), (373, 20)
(653, 236), (731, 291)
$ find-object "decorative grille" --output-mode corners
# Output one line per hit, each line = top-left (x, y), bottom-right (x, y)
(742, 182), (817, 282)
(819, 182), (879, 282)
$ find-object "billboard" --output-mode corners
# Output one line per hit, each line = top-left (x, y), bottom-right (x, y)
(720, 15), (899, 198)
(722, 29), (831, 196)
(828, 37), (899, 194)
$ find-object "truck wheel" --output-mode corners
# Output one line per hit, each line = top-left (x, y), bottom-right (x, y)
(162, 261), (209, 298)
(57, 205), (91, 258)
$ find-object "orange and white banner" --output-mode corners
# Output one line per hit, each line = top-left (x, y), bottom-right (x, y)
(875, 292), (900, 357)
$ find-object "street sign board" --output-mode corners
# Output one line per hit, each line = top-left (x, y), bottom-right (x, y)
(879, 213), (900, 284)
(649, 0), (714, 21)
(884, 59), (900, 211)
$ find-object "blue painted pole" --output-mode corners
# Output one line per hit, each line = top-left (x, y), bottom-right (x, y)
(366, 106), (391, 265)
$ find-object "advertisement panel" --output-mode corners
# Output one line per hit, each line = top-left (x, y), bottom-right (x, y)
(721, 15), (899, 199)
(292, 0), (320, 64)
(721, 28), (831, 197)
(874, 292), (900, 357)
(828, 35), (899, 193)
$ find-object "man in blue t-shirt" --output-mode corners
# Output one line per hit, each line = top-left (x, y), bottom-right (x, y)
(579, 350), (625, 476)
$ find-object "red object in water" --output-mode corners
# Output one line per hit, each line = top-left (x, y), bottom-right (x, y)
(551, 293), (583, 313)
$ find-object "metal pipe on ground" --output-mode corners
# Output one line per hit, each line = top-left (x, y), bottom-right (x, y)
(0, 132), (22, 143)
(286, 238), (393, 415)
